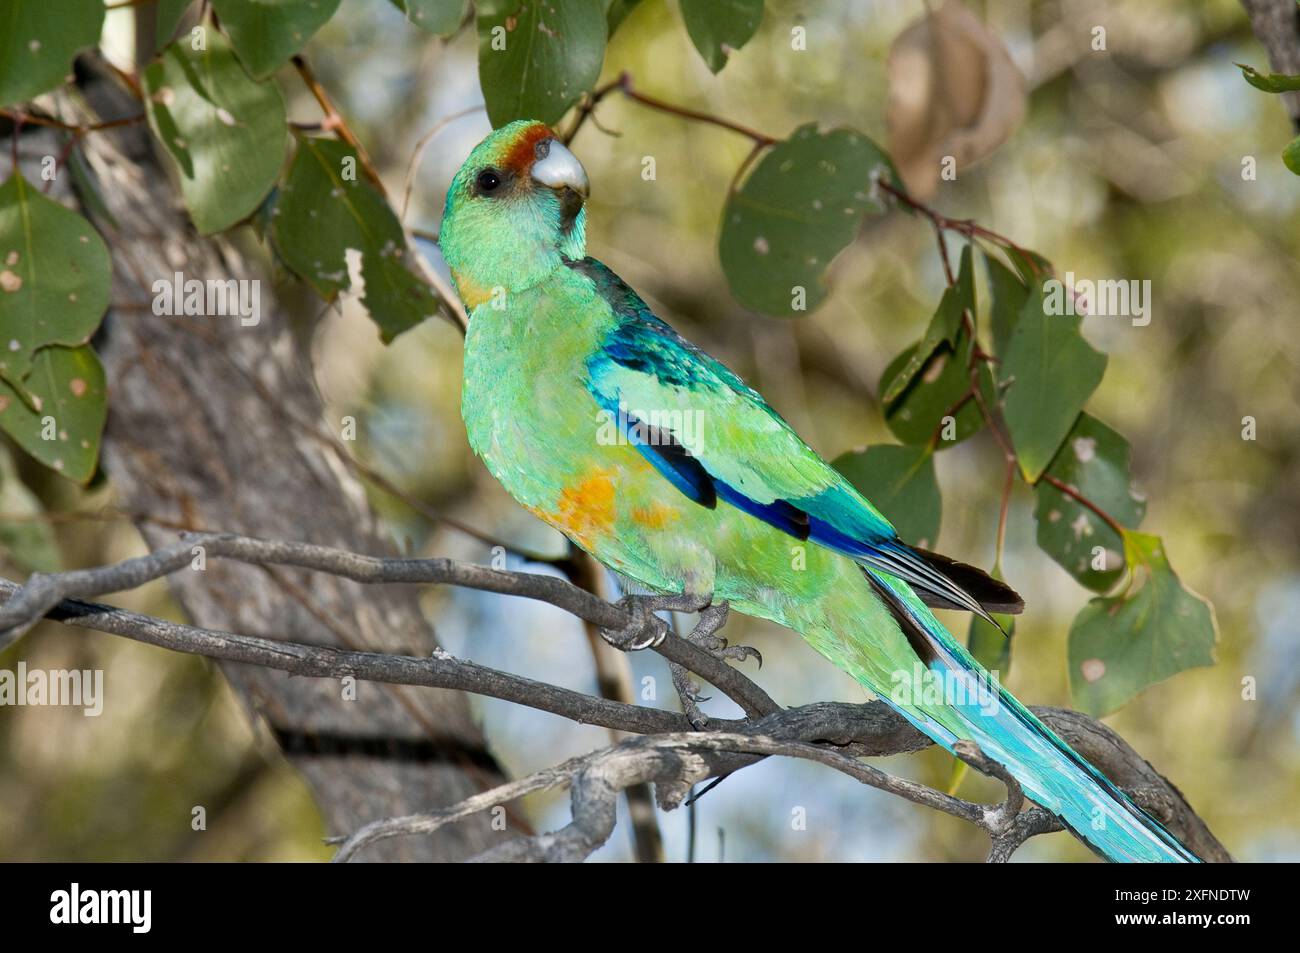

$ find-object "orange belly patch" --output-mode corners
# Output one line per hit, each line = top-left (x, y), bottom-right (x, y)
(549, 466), (618, 544)
(631, 500), (680, 529)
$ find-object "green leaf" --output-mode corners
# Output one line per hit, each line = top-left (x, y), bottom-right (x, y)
(1001, 284), (1107, 482)
(983, 249), (1029, 357)
(720, 124), (897, 316)
(880, 243), (973, 403)
(142, 33), (288, 234)
(879, 330), (992, 446)
(1236, 62), (1300, 93)
(832, 444), (941, 548)
(679, 0), (763, 73)
(1034, 413), (1145, 593)
(1002, 245), (1052, 286)
(475, 0), (608, 127)
(604, 0), (645, 35)
(1284, 135), (1300, 176)
(1068, 532), (1217, 716)
(0, 444), (61, 572)
(271, 135), (438, 342)
(0, 0), (105, 108)
(0, 344), (106, 483)
(388, 0), (465, 36)
(155, 0), (194, 53)
(0, 173), (111, 386)
(211, 0), (342, 78)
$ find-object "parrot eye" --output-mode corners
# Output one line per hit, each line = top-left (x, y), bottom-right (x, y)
(475, 168), (502, 195)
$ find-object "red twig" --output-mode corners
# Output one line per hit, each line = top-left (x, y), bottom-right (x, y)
(567, 72), (777, 148)
(1041, 473), (1127, 537)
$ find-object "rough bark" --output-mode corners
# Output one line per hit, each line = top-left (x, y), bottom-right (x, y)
(51, 80), (508, 861)
(1243, 0), (1300, 130)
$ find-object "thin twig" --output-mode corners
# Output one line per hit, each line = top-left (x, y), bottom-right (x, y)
(566, 72), (777, 148)
(0, 107), (145, 135)
(291, 55), (387, 196)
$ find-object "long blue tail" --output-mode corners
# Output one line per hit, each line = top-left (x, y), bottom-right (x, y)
(867, 569), (1200, 863)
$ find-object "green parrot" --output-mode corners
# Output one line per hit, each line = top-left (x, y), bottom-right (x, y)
(440, 119), (1199, 863)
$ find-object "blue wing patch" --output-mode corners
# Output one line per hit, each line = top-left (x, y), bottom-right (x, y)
(572, 256), (1020, 623)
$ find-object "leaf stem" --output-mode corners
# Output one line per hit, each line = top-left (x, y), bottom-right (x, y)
(567, 71), (778, 147)
(1040, 473), (1127, 537)
(291, 55), (387, 197)
(877, 178), (1045, 275)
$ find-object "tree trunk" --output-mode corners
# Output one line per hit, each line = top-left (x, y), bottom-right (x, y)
(55, 77), (509, 861)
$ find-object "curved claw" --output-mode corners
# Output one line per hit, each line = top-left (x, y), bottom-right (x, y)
(600, 596), (669, 651)
(719, 644), (763, 668)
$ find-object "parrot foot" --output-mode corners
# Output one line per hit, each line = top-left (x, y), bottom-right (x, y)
(600, 591), (715, 651)
(670, 663), (712, 729)
(686, 602), (762, 668)
(599, 595), (671, 651)
(669, 601), (762, 729)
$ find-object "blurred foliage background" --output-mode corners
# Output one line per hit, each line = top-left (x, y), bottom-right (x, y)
(2, 0), (1298, 861)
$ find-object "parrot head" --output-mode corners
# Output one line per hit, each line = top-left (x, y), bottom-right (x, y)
(439, 120), (589, 309)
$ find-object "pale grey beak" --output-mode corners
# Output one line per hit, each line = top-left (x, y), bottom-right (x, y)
(530, 138), (589, 198)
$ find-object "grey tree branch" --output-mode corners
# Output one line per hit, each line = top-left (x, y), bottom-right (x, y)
(0, 530), (777, 719)
(349, 732), (1052, 864)
(341, 732), (996, 863)
(0, 530), (1230, 863)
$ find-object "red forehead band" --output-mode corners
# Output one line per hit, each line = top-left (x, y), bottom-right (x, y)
(501, 124), (555, 175)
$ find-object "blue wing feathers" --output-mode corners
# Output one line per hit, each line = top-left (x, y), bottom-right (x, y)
(577, 255), (1011, 621)
(868, 569), (1199, 862)
(575, 254), (1195, 862)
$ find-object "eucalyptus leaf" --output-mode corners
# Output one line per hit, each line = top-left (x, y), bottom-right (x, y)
(1001, 285), (1106, 482)
(0, 0), (105, 108)
(143, 33), (288, 234)
(880, 329), (992, 447)
(476, 0), (607, 127)
(0, 344), (106, 483)
(155, 0), (195, 53)
(832, 444), (941, 548)
(983, 248), (1028, 358)
(211, 0), (342, 78)
(680, 0), (764, 73)
(968, 586), (1014, 675)
(271, 136), (438, 342)
(388, 0), (465, 36)
(1002, 245), (1052, 286)
(1284, 135), (1300, 176)
(880, 243), (974, 403)
(0, 172), (111, 385)
(1034, 413), (1145, 592)
(1068, 532), (1217, 716)
(1236, 62), (1300, 93)
(720, 124), (897, 316)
